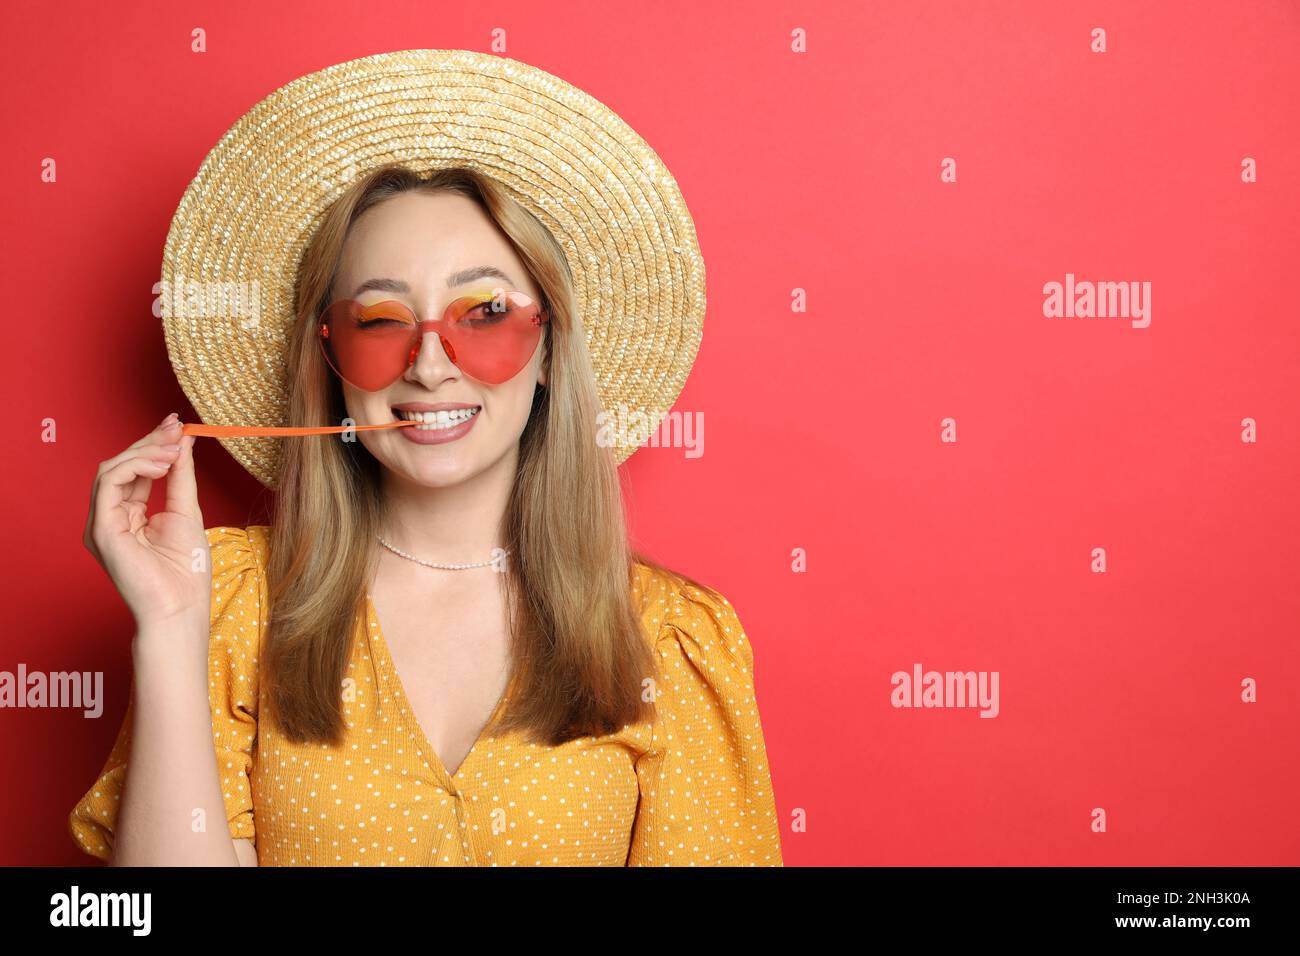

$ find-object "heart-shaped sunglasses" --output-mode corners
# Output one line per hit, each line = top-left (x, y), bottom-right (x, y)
(180, 288), (548, 438)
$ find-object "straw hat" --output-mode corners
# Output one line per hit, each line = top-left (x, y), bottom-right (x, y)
(160, 49), (705, 488)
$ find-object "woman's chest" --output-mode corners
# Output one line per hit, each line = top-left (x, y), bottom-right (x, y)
(371, 588), (513, 781)
(248, 719), (645, 865)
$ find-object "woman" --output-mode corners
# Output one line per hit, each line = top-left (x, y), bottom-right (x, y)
(67, 51), (781, 866)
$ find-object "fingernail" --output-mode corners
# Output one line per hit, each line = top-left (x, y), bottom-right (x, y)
(160, 443), (181, 452)
(162, 412), (179, 425)
(164, 420), (182, 434)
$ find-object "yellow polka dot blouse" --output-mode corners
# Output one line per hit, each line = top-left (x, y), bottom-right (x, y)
(68, 526), (783, 866)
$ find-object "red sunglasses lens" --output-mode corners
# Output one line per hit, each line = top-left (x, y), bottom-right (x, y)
(319, 299), (418, 392)
(441, 290), (546, 384)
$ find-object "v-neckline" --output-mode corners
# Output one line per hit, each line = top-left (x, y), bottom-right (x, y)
(364, 592), (515, 787)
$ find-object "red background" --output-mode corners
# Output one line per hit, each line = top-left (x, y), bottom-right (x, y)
(3, 0), (1297, 865)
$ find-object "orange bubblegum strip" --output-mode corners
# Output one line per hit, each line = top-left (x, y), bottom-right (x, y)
(181, 420), (417, 437)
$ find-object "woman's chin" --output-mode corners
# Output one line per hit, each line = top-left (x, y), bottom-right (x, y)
(365, 422), (522, 489)
(390, 454), (477, 488)
(378, 439), (495, 488)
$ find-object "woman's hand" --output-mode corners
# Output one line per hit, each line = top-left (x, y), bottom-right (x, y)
(84, 413), (211, 632)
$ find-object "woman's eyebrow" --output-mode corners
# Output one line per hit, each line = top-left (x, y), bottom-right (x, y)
(445, 265), (516, 288)
(350, 266), (516, 299)
(351, 277), (409, 297)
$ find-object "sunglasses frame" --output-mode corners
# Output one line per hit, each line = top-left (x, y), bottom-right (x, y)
(317, 287), (549, 392)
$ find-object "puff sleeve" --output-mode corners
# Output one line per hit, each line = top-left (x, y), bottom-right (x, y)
(67, 526), (266, 861)
(626, 583), (783, 866)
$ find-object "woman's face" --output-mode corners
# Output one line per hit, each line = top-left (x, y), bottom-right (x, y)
(328, 190), (547, 487)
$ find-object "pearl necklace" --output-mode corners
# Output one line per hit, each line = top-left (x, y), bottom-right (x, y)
(377, 535), (510, 571)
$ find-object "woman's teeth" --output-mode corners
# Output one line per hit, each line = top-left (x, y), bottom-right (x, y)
(394, 407), (480, 430)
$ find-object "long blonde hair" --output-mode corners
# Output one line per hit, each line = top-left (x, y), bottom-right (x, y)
(262, 164), (718, 746)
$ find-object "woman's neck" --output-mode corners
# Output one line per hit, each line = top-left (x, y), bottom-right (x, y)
(376, 446), (517, 563)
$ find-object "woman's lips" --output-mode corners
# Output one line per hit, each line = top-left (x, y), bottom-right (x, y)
(393, 407), (480, 445)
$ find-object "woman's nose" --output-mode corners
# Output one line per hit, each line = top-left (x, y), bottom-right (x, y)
(407, 329), (458, 380)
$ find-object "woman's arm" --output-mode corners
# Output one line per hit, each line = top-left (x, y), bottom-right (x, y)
(626, 583), (783, 865)
(75, 417), (262, 866)
(106, 626), (251, 867)
(231, 838), (259, 866)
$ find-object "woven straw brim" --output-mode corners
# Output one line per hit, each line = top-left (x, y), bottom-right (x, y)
(160, 49), (705, 488)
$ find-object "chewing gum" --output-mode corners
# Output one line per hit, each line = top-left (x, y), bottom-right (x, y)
(181, 420), (417, 437)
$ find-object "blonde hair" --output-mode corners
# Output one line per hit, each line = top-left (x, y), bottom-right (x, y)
(262, 164), (719, 746)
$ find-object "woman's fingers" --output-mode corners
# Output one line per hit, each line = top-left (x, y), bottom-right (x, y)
(163, 433), (201, 519)
(85, 415), (188, 564)
(89, 449), (179, 553)
(128, 412), (181, 450)
(104, 418), (184, 474)
(85, 455), (139, 562)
